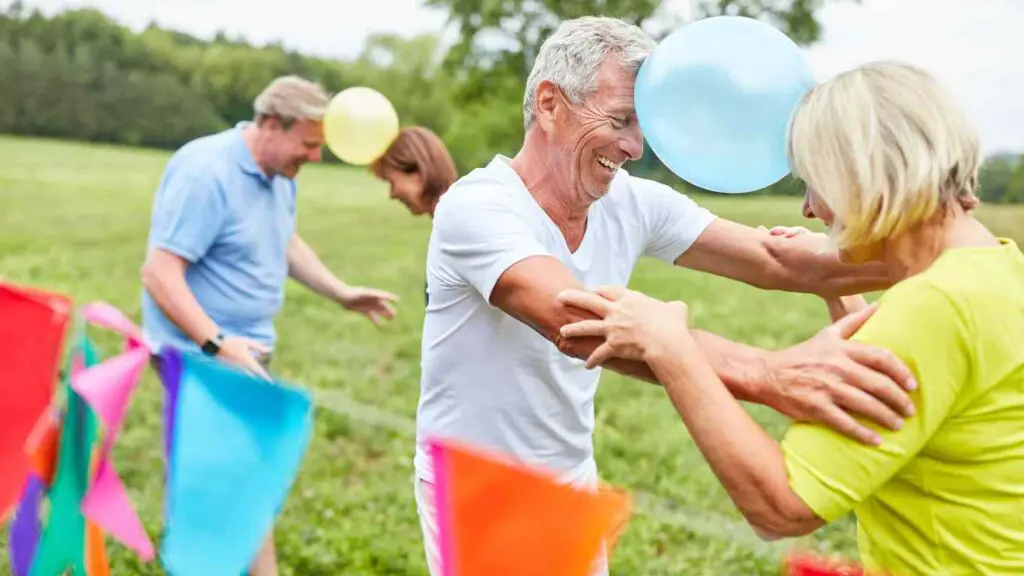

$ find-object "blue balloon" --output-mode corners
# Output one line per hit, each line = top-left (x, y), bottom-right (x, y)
(635, 16), (816, 194)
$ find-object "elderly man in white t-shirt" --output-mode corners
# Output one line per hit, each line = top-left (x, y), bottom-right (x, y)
(413, 16), (915, 574)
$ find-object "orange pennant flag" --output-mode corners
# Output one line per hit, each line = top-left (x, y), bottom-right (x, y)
(25, 407), (61, 486)
(428, 437), (633, 576)
(86, 520), (111, 576)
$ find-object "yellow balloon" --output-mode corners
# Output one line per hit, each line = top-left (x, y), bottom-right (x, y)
(323, 87), (400, 165)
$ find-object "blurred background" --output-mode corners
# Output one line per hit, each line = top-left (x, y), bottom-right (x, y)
(3, 0), (1024, 201)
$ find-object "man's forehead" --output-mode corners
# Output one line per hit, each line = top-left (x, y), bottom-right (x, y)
(591, 59), (637, 106)
(292, 118), (325, 140)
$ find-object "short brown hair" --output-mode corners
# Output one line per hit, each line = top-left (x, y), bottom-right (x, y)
(371, 127), (458, 203)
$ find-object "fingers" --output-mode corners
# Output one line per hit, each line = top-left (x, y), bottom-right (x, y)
(829, 382), (906, 433)
(815, 403), (883, 445)
(242, 338), (272, 355)
(829, 302), (879, 339)
(845, 341), (918, 394)
(376, 290), (401, 302)
(585, 342), (615, 370)
(557, 289), (613, 318)
(560, 319), (609, 339)
(237, 355), (271, 381)
(594, 285), (628, 301)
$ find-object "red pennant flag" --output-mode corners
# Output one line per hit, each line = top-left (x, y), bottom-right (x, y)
(429, 437), (632, 576)
(785, 552), (870, 576)
(0, 281), (72, 518)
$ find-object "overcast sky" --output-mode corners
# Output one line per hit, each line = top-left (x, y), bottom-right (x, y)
(17, 0), (1024, 155)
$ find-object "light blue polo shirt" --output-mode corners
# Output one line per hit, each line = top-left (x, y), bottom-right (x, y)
(141, 122), (297, 353)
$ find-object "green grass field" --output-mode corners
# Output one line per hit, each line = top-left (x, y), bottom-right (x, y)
(1, 134), (1022, 575)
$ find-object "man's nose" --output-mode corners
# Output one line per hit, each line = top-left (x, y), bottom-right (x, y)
(620, 124), (644, 161)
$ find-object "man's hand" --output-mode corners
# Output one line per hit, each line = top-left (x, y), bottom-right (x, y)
(757, 303), (918, 445)
(337, 286), (400, 325)
(218, 336), (272, 380)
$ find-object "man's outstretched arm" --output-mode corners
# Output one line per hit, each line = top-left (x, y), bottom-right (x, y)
(489, 255), (917, 445)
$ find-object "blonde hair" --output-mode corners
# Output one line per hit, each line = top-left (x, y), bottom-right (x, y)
(252, 75), (330, 128)
(787, 61), (981, 250)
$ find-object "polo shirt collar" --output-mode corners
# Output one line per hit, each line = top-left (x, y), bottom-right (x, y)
(231, 121), (273, 186)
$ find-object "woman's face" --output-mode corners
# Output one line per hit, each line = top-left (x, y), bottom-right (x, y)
(803, 186), (884, 264)
(381, 165), (430, 216)
(801, 187), (835, 228)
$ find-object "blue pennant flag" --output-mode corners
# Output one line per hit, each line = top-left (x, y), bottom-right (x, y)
(160, 351), (314, 576)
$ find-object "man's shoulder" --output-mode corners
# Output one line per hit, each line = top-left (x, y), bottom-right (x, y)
(163, 129), (238, 182)
(435, 162), (527, 217)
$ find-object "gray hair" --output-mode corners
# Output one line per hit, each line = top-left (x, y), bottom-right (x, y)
(253, 75), (330, 128)
(523, 16), (655, 129)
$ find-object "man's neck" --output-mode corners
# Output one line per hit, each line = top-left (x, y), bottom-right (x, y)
(510, 132), (591, 249)
(242, 123), (274, 177)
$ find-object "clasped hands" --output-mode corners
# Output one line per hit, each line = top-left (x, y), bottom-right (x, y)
(556, 280), (918, 447)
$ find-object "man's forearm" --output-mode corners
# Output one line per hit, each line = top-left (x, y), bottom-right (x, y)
(287, 234), (348, 301)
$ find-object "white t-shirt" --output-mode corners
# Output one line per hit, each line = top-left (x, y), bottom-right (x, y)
(414, 155), (717, 487)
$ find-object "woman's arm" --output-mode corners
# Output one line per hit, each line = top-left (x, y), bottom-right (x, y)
(645, 332), (824, 539)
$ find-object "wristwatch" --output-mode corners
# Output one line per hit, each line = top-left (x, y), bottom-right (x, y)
(201, 333), (225, 356)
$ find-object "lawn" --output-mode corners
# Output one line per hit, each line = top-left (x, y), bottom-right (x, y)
(1, 134), (1021, 575)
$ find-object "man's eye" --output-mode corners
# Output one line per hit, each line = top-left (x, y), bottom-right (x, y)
(611, 116), (631, 128)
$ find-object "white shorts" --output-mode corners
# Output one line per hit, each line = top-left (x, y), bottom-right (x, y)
(413, 474), (609, 576)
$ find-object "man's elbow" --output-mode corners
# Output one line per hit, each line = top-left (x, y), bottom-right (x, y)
(140, 258), (162, 293)
(141, 250), (187, 296)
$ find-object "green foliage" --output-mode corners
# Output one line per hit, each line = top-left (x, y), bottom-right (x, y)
(0, 0), (1020, 202)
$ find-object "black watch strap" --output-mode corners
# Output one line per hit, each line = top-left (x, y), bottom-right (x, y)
(201, 333), (225, 356)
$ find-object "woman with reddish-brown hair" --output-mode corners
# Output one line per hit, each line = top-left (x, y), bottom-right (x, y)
(370, 126), (458, 217)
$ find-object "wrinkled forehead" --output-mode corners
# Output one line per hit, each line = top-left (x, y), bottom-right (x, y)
(586, 59), (639, 110)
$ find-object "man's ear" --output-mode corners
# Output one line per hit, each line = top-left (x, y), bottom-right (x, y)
(534, 80), (562, 132)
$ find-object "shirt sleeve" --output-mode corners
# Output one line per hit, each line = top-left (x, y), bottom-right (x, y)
(430, 186), (553, 302)
(632, 177), (718, 263)
(149, 168), (228, 263)
(781, 279), (974, 522)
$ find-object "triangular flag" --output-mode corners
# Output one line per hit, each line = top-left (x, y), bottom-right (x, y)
(154, 347), (182, 525)
(161, 351), (314, 576)
(86, 520), (111, 576)
(29, 335), (102, 576)
(25, 408), (62, 487)
(73, 345), (153, 559)
(428, 437), (633, 576)
(785, 553), (871, 576)
(0, 282), (72, 518)
(9, 474), (46, 576)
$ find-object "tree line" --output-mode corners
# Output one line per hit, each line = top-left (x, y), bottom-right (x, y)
(0, 0), (1020, 203)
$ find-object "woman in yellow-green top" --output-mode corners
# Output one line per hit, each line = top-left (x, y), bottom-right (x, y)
(555, 61), (1024, 575)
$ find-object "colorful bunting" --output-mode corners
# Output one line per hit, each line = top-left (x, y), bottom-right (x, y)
(427, 437), (633, 576)
(160, 350), (314, 576)
(4, 280), (652, 575)
(28, 335), (102, 576)
(73, 302), (153, 560)
(0, 282), (72, 517)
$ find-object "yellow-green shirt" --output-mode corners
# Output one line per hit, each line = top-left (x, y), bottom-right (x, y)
(782, 238), (1024, 575)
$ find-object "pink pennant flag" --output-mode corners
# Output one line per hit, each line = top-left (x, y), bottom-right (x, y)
(70, 302), (154, 560)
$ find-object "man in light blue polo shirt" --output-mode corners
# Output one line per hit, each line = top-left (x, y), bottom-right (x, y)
(140, 75), (400, 575)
